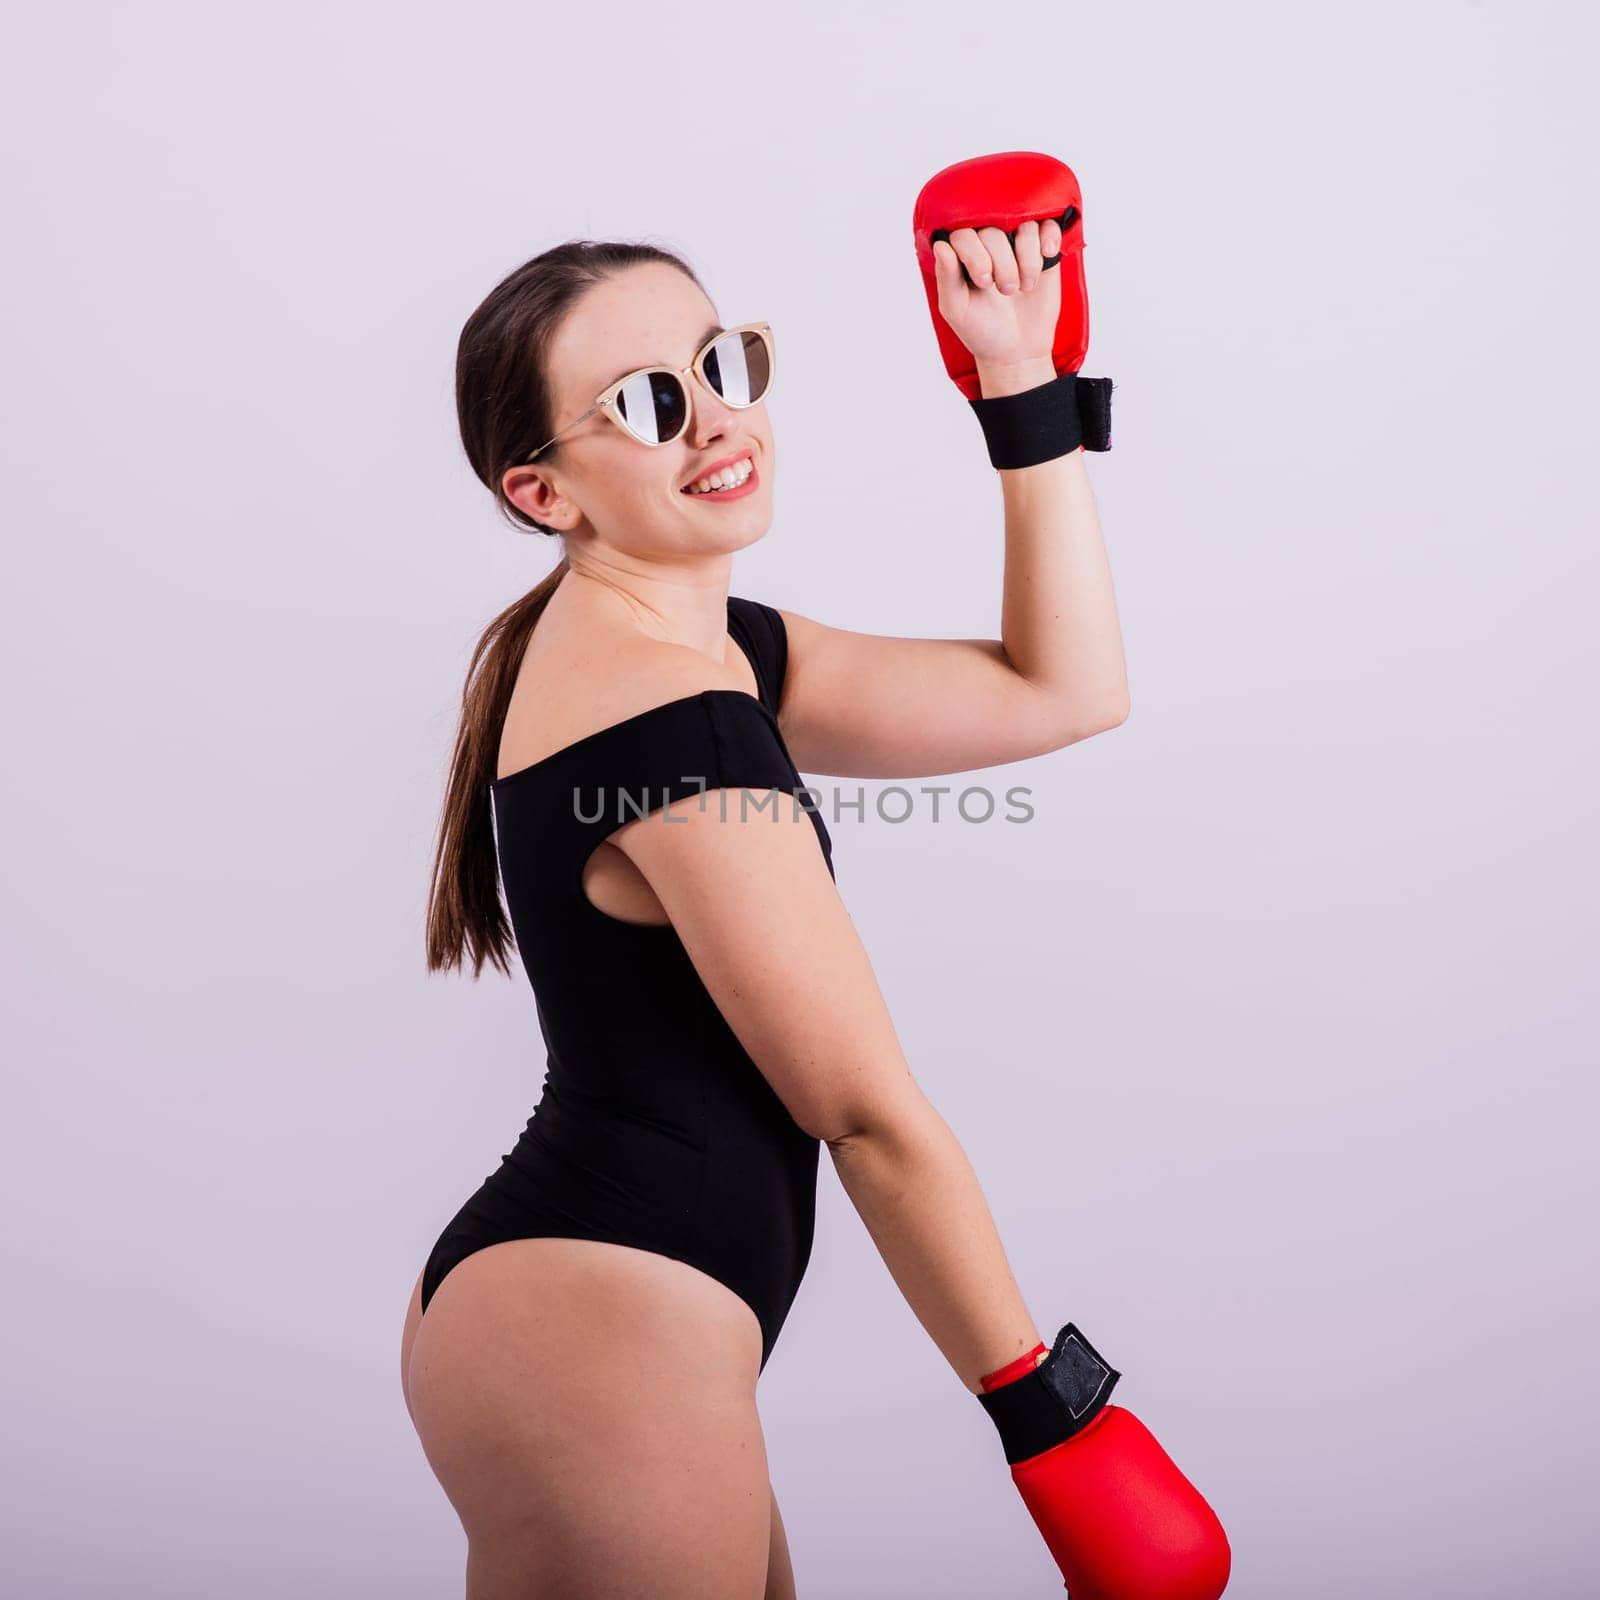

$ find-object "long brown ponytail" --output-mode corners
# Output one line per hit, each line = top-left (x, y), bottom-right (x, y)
(424, 239), (707, 978)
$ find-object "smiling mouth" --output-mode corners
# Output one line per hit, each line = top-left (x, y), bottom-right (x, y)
(681, 454), (758, 498)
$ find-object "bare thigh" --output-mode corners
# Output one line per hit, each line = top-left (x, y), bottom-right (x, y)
(399, 1239), (794, 1600)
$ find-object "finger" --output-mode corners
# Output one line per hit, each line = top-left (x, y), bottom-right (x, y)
(977, 224), (1019, 294)
(947, 225), (995, 291)
(1012, 219), (1043, 289)
(931, 237), (968, 300)
(1039, 216), (1062, 259)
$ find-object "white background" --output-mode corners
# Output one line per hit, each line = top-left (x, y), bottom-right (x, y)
(2, 2), (1595, 1595)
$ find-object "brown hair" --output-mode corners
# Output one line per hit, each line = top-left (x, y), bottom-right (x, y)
(424, 239), (709, 978)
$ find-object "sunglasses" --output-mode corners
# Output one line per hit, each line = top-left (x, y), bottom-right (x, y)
(523, 321), (776, 461)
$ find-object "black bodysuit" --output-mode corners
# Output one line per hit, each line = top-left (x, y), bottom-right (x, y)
(420, 596), (834, 1374)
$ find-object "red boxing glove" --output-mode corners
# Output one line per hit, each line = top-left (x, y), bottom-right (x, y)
(977, 1324), (1232, 1599)
(912, 149), (1093, 401)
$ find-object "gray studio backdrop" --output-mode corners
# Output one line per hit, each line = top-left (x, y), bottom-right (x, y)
(3, 2), (1595, 1596)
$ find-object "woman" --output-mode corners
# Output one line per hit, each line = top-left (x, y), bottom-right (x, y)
(400, 223), (1129, 1599)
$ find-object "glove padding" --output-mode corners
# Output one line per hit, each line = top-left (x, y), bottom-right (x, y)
(978, 1324), (1232, 1599)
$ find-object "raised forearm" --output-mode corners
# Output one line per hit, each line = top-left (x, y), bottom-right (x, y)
(827, 1096), (1046, 1394)
(975, 355), (1129, 728)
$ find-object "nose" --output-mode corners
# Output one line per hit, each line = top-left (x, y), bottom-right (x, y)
(685, 371), (742, 446)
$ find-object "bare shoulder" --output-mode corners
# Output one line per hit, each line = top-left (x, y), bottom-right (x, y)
(611, 772), (917, 1145)
(498, 628), (741, 780)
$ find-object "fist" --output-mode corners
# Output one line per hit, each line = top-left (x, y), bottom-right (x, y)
(929, 216), (1064, 368)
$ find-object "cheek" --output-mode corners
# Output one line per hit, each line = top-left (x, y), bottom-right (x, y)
(594, 454), (669, 510)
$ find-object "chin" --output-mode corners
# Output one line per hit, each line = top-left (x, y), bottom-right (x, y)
(715, 517), (774, 557)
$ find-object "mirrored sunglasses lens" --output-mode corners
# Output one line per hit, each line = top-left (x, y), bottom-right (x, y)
(704, 330), (772, 407)
(616, 370), (689, 444)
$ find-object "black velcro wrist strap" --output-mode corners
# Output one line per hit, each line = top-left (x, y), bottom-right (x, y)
(975, 1322), (1122, 1465)
(968, 371), (1114, 469)
(1075, 376), (1113, 452)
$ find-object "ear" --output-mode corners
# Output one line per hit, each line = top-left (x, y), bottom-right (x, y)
(502, 464), (580, 530)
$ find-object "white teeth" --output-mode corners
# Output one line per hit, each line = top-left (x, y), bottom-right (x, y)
(685, 456), (753, 494)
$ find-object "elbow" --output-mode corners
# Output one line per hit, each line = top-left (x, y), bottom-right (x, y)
(822, 1118), (886, 1154)
(1093, 690), (1131, 732)
(1059, 691), (1131, 746)
(820, 1081), (941, 1154)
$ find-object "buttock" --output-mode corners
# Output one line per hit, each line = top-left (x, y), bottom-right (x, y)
(403, 1236), (778, 1597)
(415, 1235), (767, 1393)
(420, 1118), (816, 1374)
(421, 1211), (780, 1371)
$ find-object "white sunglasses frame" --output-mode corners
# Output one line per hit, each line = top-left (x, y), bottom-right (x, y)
(521, 321), (776, 462)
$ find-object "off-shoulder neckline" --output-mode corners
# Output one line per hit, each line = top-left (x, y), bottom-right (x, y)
(492, 599), (773, 791)
(490, 688), (778, 793)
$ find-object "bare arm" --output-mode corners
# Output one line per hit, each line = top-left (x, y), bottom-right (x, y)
(826, 1103), (1047, 1395)
(612, 763), (1046, 1395)
(775, 355), (1129, 780)
(775, 359), (1107, 1382)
